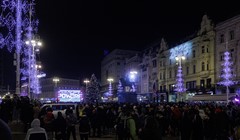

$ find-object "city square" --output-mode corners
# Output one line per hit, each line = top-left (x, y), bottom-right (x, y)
(1, 0), (240, 140)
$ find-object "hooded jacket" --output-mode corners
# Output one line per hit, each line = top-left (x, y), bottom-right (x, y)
(25, 119), (48, 140)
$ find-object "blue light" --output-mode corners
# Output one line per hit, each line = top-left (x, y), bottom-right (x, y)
(0, 0), (40, 96)
(170, 42), (192, 60)
(170, 42), (192, 94)
(218, 51), (234, 86)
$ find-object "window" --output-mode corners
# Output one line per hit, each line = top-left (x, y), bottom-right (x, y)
(220, 53), (224, 61)
(163, 85), (166, 92)
(220, 34), (224, 43)
(207, 63), (209, 70)
(186, 81), (197, 90)
(186, 66), (189, 75)
(230, 49), (234, 58)
(202, 46), (205, 53)
(160, 73), (162, 80)
(169, 70), (172, 78)
(202, 62), (205, 71)
(193, 65), (196, 74)
(163, 71), (165, 79)
(207, 78), (211, 88)
(193, 50), (196, 58)
(230, 30), (234, 40)
(200, 79), (205, 88)
(207, 47), (209, 53)
(152, 60), (157, 67)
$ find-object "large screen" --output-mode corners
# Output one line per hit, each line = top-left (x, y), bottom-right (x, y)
(58, 90), (83, 102)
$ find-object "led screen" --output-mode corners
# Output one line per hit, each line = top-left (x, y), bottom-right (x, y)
(58, 90), (83, 102)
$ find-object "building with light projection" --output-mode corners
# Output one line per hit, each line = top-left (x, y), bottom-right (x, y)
(215, 15), (240, 95)
(39, 77), (83, 102)
(166, 15), (215, 101)
(101, 15), (216, 102)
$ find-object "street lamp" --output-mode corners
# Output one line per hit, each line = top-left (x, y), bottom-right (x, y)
(53, 77), (60, 87)
(25, 39), (42, 99)
(83, 79), (90, 102)
(107, 78), (114, 100)
(175, 56), (185, 102)
(83, 79), (90, 93)
(53, 77), (60, 102)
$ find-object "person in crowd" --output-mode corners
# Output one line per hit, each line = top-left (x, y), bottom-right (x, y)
(90, 108), (98, 137)
(139, 115), (162, 140)
(33, 102), (41, 119)
(126, 111), (138, 140)
(20, 96), (34, 132)
(79, 111), (91, 140)
(0, 118), (12, 140)
(65, 106), (72, 117)
(0, 96), (13, 124)
(53, 112), (67, 140)
(43, 107), (55, 139)
(66, 109), (77, 140)
(12, 94), (20, 124)
(25, 118), (48, 140)
(115, 108), (128, 140)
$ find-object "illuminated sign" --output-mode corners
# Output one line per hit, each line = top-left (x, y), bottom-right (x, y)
(58, 90), (83, 102)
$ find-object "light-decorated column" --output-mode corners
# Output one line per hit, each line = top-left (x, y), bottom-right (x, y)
(175, 56), (185, 102)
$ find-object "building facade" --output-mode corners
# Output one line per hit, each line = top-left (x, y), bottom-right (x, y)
(100, 14), (240, 102)
(40, 77), (81, 102)
(100, 49), (140, 94)
(165, 15), (215, 101)
(215, 15), (240, 95)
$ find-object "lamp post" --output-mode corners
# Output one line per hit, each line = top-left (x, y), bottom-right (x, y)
(175, 56), (185, 102)
(34, 63), (42, 98)
(107, 78), (114, 98)
(25, 39), (42, 99)
(84, 79), (90, 102)
(84, 79), (90, 93)
(53, 77), (60, 102)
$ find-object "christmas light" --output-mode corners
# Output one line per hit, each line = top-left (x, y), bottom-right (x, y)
(219, 51), (234, 86)
(0, 0), (40, 97)
(170, 42), (192, 101)
(218, 50), (235, 103)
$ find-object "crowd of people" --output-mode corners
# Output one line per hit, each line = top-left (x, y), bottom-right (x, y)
(1, 94), (240, 140)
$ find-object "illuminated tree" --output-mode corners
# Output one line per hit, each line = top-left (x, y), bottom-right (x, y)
(86, 74), (100, 103)
(0, 0), (40, 96)
(170, 42), (192, 101)
(218, 51), (234, 103)
(176, 64), (185, 93)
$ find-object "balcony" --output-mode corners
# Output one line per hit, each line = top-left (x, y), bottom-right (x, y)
(199, 71), (210, 78)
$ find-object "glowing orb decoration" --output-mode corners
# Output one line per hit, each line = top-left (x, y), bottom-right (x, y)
(235, 98), (239, 102)
(58, 90), (83, 102)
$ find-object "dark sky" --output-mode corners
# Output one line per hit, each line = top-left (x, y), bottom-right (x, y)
(35, 1), (240, 81)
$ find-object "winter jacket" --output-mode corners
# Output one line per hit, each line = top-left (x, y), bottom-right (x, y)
(25, 119), (48, 140)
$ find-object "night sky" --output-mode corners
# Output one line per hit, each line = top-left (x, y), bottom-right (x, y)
(32, 1), (240, 82)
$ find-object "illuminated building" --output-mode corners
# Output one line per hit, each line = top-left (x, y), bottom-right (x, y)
(215, 15), (240, 96)
(39, 77), (82, 102)
(158, 15), (215, 102)
(101, 49), (140, 96)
